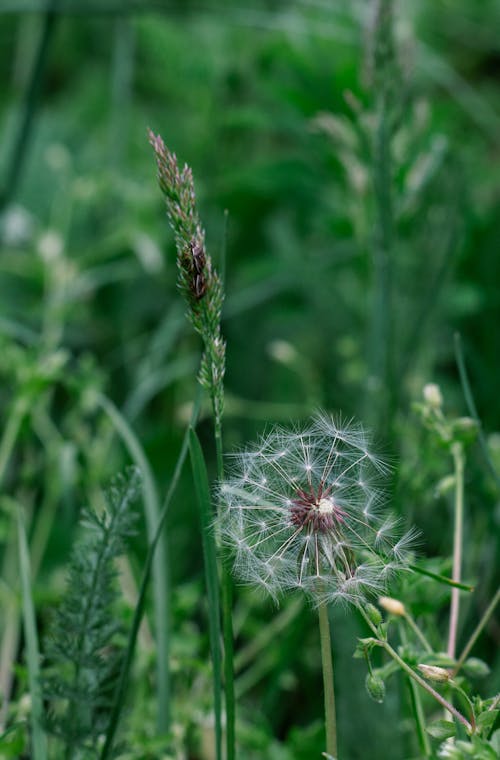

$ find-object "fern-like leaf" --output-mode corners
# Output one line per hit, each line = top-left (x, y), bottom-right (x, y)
(42, 467), (141, 759)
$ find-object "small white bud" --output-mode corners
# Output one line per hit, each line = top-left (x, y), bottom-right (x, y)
(378, 596), (406, 616)
(267, 340), (297, 365)
(423, 383), (443, 409)
(417, 664), (450, 682)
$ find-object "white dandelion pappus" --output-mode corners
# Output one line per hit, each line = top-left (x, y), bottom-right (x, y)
(216, 413), (416, 606)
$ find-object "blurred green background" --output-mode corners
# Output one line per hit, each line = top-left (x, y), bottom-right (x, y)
(0, 1), (499, 758)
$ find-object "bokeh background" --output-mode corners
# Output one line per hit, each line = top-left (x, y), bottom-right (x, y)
(0, 1), (499, 758)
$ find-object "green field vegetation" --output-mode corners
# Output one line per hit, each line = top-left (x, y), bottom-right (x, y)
(0, 2), (499, 758)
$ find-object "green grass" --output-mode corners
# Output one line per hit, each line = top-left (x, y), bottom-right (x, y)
(1, 1), (499, 758)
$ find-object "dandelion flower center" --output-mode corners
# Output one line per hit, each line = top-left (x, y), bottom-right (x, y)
(290, 485), (346, 533)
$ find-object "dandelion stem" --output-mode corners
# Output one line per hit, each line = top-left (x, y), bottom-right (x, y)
(448, 442), (465, 660)
(318, 603), (338, 759)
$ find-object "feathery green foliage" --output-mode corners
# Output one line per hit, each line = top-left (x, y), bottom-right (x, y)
(42, 468), (141, 759)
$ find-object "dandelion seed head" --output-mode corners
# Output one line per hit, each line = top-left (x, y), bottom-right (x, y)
(216, 412), (416, 606)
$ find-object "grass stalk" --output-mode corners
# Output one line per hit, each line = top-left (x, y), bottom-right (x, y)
(318, 603), (338, 759)
(214, 411), (236, 760)
(0, 397), (28, 486)
(447, 443), (465, 660)
(368, 0), (396, 427)
(17, 511), (47, 760)
(453, 586), (500, 676)
(454, 332), (500, 491)
(0, 0), (59, 209)
(189, 428), (223, 760)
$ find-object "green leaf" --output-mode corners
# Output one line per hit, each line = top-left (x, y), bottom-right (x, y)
(476, 709), (499, 736)
(426, 719), (456, 740)
(409, 563), (474, 591)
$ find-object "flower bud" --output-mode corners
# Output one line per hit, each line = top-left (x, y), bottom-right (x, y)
(365, 603), (383, 626)
(423, 383), (443, 408)
(378, 596), (405, 616)
(365, 673), (385, 703)
(417, 664), (450, 682)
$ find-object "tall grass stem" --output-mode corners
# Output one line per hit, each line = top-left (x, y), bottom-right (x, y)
(189, 428), (223, 760)
(447, 443), (465, 660)
(17, 510), (48, 760)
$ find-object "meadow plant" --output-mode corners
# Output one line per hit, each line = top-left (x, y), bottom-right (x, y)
(216, 412), (415, 606)
(216, 412), (417, 757)
(149, 131), (234, 760)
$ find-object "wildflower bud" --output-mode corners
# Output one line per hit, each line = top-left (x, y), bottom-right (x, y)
(434, 474), (456, 498)
(365, 673), (385, 703)
(365, 603), (383, 626)
(417, 664), (450, 682)
(267, 340), (297, 365)
(378, 596), (406, 617)
(423, 383), (443, 409)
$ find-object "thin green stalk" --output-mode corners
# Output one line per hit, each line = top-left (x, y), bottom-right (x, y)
(368, 0), (396, 428)
(96, 392), (170, 733)
(214, 412), (235, 760)
(318, 603), (338, 759)
(399, 622), (431, 757)
(0, 0), (59, 209)
(403, 611), (433, 654)
(189, 428), (223, 760)
(454, 332), (500, 492)
(448, 443), (465, 660)
(99, 392), (201, 760)
(453, 586), (500, 676)
(359, 607), (472, 732)
(0, 396), (28, 486)
(17, 511), (47, 760)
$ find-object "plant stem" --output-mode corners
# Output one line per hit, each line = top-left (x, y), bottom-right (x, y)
(0, 396), (28, 487)
(0, 0), (59, 209)
(453, 586), (500, 676)
(403, 611), (433, 654)
(318, 603), (338, 759)
(359, 607), (472, 732)
(368, 0), (396, 429)
(448, 442), (465, 660)
(399, 622), (431, 757)
(214, 411), (235, 760)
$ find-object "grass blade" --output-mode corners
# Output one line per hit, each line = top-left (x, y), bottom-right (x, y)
(189, 427), (223, 760)
(409, 563), (474, 592)
(454, 332), (500, 492)
(99, 390), (201, 760)
(96, 392), (170, 734)
(17, 511), (47, 760)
